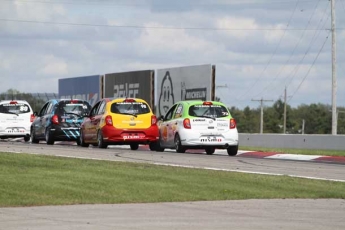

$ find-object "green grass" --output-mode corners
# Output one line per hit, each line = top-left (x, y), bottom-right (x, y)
(1, 152), (344, 207)
(241, 146), (345, 157)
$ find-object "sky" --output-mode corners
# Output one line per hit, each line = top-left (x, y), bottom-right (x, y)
(0, 0), (344, 110)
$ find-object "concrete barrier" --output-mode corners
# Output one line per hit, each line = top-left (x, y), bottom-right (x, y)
(239, 134), (345, 150)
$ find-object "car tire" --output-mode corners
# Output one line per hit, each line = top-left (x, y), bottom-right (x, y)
(24, 135), (30, 142)
(79, 129), (89, 147)
(30, 128), (39, 144)
(205, 148), (215, 155)
(97, 131), (108, 149)
(227, 145), (238, 156)
(45, 129), (54, 145)
(155, 137), (165, 152)
(174, 134), (186, 153)
(149, 142), (157, 151)
(130, 143), (139, 150)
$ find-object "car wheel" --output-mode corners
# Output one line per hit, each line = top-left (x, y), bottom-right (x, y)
(45, 129), (54, 145)
(97, 131), (108, 149)
(174, 134), (186, 153)
(155, 137), (165, 152)
(24, 135), (30, 142)
(79, 129), (89, 147)
(205, 148), (215, 155)
(30, 128), (39, 144)
(227, 145), (238, 156)
(130, 143), (139, 150)
(149, 142), (157, 151)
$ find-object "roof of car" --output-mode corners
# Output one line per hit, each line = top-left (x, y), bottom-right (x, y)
(180, 100), (225, 106)
(111, 98), (147, 103)
(0, 100), (30, 104)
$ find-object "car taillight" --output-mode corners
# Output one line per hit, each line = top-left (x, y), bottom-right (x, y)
(52, 115), (59, 124)
(151, 115), (157, 125)
(203, 101), (213, 105)
(230, 118), (236, 129)
(10, 101), (18, 104)
(30, 114), (35, 122)
(105, 115), (113, 126)
(183, 118), (191, 129)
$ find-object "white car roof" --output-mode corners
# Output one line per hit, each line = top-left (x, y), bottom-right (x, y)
(0, 100), (30, 104)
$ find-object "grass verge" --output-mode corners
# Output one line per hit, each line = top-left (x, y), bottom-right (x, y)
(1, 152), (344, 207)
(241, 146), (345, 157)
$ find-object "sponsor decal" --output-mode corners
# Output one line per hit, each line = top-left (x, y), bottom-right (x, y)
(193, 119), (206, 122)
(114, 83), (140, 98)
(184, 88), (207, 100)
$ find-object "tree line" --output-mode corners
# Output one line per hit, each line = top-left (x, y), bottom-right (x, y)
(229, 99), (345, 135)
(1, 89), (344, 134)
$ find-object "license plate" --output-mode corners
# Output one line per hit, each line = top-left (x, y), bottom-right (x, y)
(7, 128), (19, 133)
(200, 136), (222, 142)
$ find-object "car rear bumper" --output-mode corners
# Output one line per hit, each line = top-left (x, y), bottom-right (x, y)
(181, 139), (239, 148)
(49, 127), (80, 141)
(179, 129), (239, 148)
(101, 125), (159, 144)
(0, 129), (30, 138)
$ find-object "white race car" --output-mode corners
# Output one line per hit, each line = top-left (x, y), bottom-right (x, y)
(0, 100), (35, 142)
(157, 100), (239, 156)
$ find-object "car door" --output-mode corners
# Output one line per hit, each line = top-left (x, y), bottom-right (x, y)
(83, 101), (101, 142)
(160, 104), (177, 147)
(34, 102), (50, 138)
(91, 100), (106, 142)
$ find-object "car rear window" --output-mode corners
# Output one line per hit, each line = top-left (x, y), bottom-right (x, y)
(189, 104), (230, 118)
(55, 100), (91, 116)
(0, 102), (31, 114)
(111, 101), (150, 115)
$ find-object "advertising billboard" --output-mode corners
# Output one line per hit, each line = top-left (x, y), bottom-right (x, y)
(58, 75), (101, 106)
(103, 70), (155, 109)
(156, 64), (215, 117)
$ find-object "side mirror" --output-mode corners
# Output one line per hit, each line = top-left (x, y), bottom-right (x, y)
(33, 112), (38, 116)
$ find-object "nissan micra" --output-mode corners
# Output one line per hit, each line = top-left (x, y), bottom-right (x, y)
(31, 99), (92, 145)
(0, 100), (35, 142)
(157, 100), (239, 156)
(79, 98), (159, 150)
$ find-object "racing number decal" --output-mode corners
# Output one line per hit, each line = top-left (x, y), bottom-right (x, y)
(174, 104), (183, 119)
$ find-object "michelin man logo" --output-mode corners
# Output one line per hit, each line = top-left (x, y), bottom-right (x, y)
(158, 71), (175, 117)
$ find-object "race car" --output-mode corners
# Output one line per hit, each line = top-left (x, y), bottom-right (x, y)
(157, 100), (239, 156)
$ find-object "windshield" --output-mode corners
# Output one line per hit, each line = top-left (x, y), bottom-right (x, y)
(56, 100), (91, 117)
(0, 103), (31, 114)
(188, 104), (230, 118)
(111, 102), (150, 115)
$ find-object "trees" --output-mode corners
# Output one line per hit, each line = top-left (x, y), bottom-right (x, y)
(227, 100), (344, 135)
(0, 89), (46, 112)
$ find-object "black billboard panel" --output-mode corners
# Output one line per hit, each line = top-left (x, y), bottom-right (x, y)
(104, 70), (154, 109)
